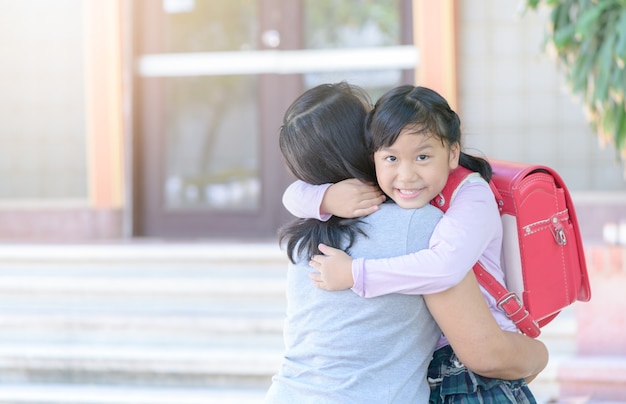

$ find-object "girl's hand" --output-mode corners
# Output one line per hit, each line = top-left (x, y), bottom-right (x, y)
(321, 179), (385, 218)
(309, 244), (355, 290)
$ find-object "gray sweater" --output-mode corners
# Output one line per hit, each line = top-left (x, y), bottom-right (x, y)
(265, 202), (443, 403)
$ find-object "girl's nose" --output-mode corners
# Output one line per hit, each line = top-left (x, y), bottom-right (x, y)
(397, 162), (418, 181)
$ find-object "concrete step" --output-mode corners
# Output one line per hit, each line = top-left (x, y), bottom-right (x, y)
(0, 278), (287, 312)
(0, 342), (282, 389)
(556, 355), (626, 402)
(0, 275), (286, 297)
(0, 311), (285, 345)
(0, 384), (267, 404)
(0, 242), (287, 265)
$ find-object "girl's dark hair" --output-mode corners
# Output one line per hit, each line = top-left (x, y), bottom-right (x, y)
(278, 82), (376, 263)
(365, 85), (492, 181)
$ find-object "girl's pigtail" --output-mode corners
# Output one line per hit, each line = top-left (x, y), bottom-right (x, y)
(459, 152), (492, 183)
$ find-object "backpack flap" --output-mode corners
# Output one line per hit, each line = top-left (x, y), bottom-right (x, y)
(489, 159), (591, 327)
(543, 166), (591, 303)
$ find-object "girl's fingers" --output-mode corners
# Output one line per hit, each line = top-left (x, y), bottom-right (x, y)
(354, 204), (380, 217)
(309, 255), (323, 268)
(318, 243), (340, 255)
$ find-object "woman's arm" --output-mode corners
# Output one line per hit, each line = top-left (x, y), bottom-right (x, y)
(424, 271), (548, 380)
(282, 180), (332, 220)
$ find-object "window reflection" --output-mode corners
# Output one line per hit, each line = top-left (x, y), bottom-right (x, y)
(162, 1), (260, 211)
(163, 75), (259, 211)
(159, 0), (408, 211)
(303, 0), (406, 100)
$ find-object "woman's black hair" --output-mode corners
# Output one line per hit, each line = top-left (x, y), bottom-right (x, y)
(365, 85), (492, 181)
(278, 82), (376, 263)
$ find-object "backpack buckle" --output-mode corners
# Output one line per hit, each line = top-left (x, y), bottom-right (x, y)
(497, 293), (523, 315)
(497, 292), (541, 338)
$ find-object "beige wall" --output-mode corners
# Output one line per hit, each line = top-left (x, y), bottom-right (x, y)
(457, 0), (626, 192)
(0, 1), (87, 203)
(0, 1), (124, 240)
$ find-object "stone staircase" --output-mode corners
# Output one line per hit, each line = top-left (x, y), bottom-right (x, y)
(0, 242), (288, 404)
(0, 241), (592, 404)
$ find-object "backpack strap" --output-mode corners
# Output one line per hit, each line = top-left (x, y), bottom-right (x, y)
(431, 166), (474, 211)
(473, 262), (541, 338)
(432, 167), (541, 338)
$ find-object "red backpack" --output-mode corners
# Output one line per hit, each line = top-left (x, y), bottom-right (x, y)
(431, 159), (591, 338)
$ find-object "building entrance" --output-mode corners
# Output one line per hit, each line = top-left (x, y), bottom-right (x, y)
(132, 0), (413, 238)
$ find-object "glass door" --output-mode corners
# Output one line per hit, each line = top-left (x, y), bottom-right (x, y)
(133, 0), (414, 238)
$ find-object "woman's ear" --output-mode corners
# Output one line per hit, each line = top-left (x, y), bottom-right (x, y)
(449, 142), (460, 169)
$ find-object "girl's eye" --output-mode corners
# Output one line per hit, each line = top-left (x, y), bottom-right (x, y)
(385, 156), (397, 163)
(416, 155), (428, 161)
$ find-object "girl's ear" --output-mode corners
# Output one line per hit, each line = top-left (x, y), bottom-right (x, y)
(449, 142), (460, 169)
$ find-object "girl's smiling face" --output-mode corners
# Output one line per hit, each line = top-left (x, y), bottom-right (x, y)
(374, 127), (460, 209)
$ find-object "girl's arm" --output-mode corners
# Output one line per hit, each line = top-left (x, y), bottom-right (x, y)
(311, 180), (499, 296)
(425, 270), (548, 380)
(282, 179), (385, 220)
(282, 180), (332, 221)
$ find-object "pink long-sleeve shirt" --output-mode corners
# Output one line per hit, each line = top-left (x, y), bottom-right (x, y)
(282, 177), (518, 340)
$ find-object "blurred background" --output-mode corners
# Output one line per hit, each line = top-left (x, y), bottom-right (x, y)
(0, 0), (624, 242)
(0, 0), (625, 403)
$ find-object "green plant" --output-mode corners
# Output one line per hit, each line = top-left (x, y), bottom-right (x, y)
(525, 0), (626, 161)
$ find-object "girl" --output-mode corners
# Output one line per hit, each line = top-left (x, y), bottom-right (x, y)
(271, 83), (547, 403)
(283, 85), (541, 402)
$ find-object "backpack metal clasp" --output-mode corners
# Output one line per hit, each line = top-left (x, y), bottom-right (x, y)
(551, 216), (567, 246)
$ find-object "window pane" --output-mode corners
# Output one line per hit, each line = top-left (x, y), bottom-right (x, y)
(303, 0), (407, 99)
(304, 0), (401, 49)
(163, 75), (259, 211)
(163, 0), (257, 53)
(161, 1), (260, 211)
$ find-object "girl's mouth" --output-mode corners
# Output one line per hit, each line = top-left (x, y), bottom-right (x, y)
(395, 188), (422, 199)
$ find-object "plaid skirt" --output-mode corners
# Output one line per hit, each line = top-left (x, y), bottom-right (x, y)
(427, 345), (537, 404)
